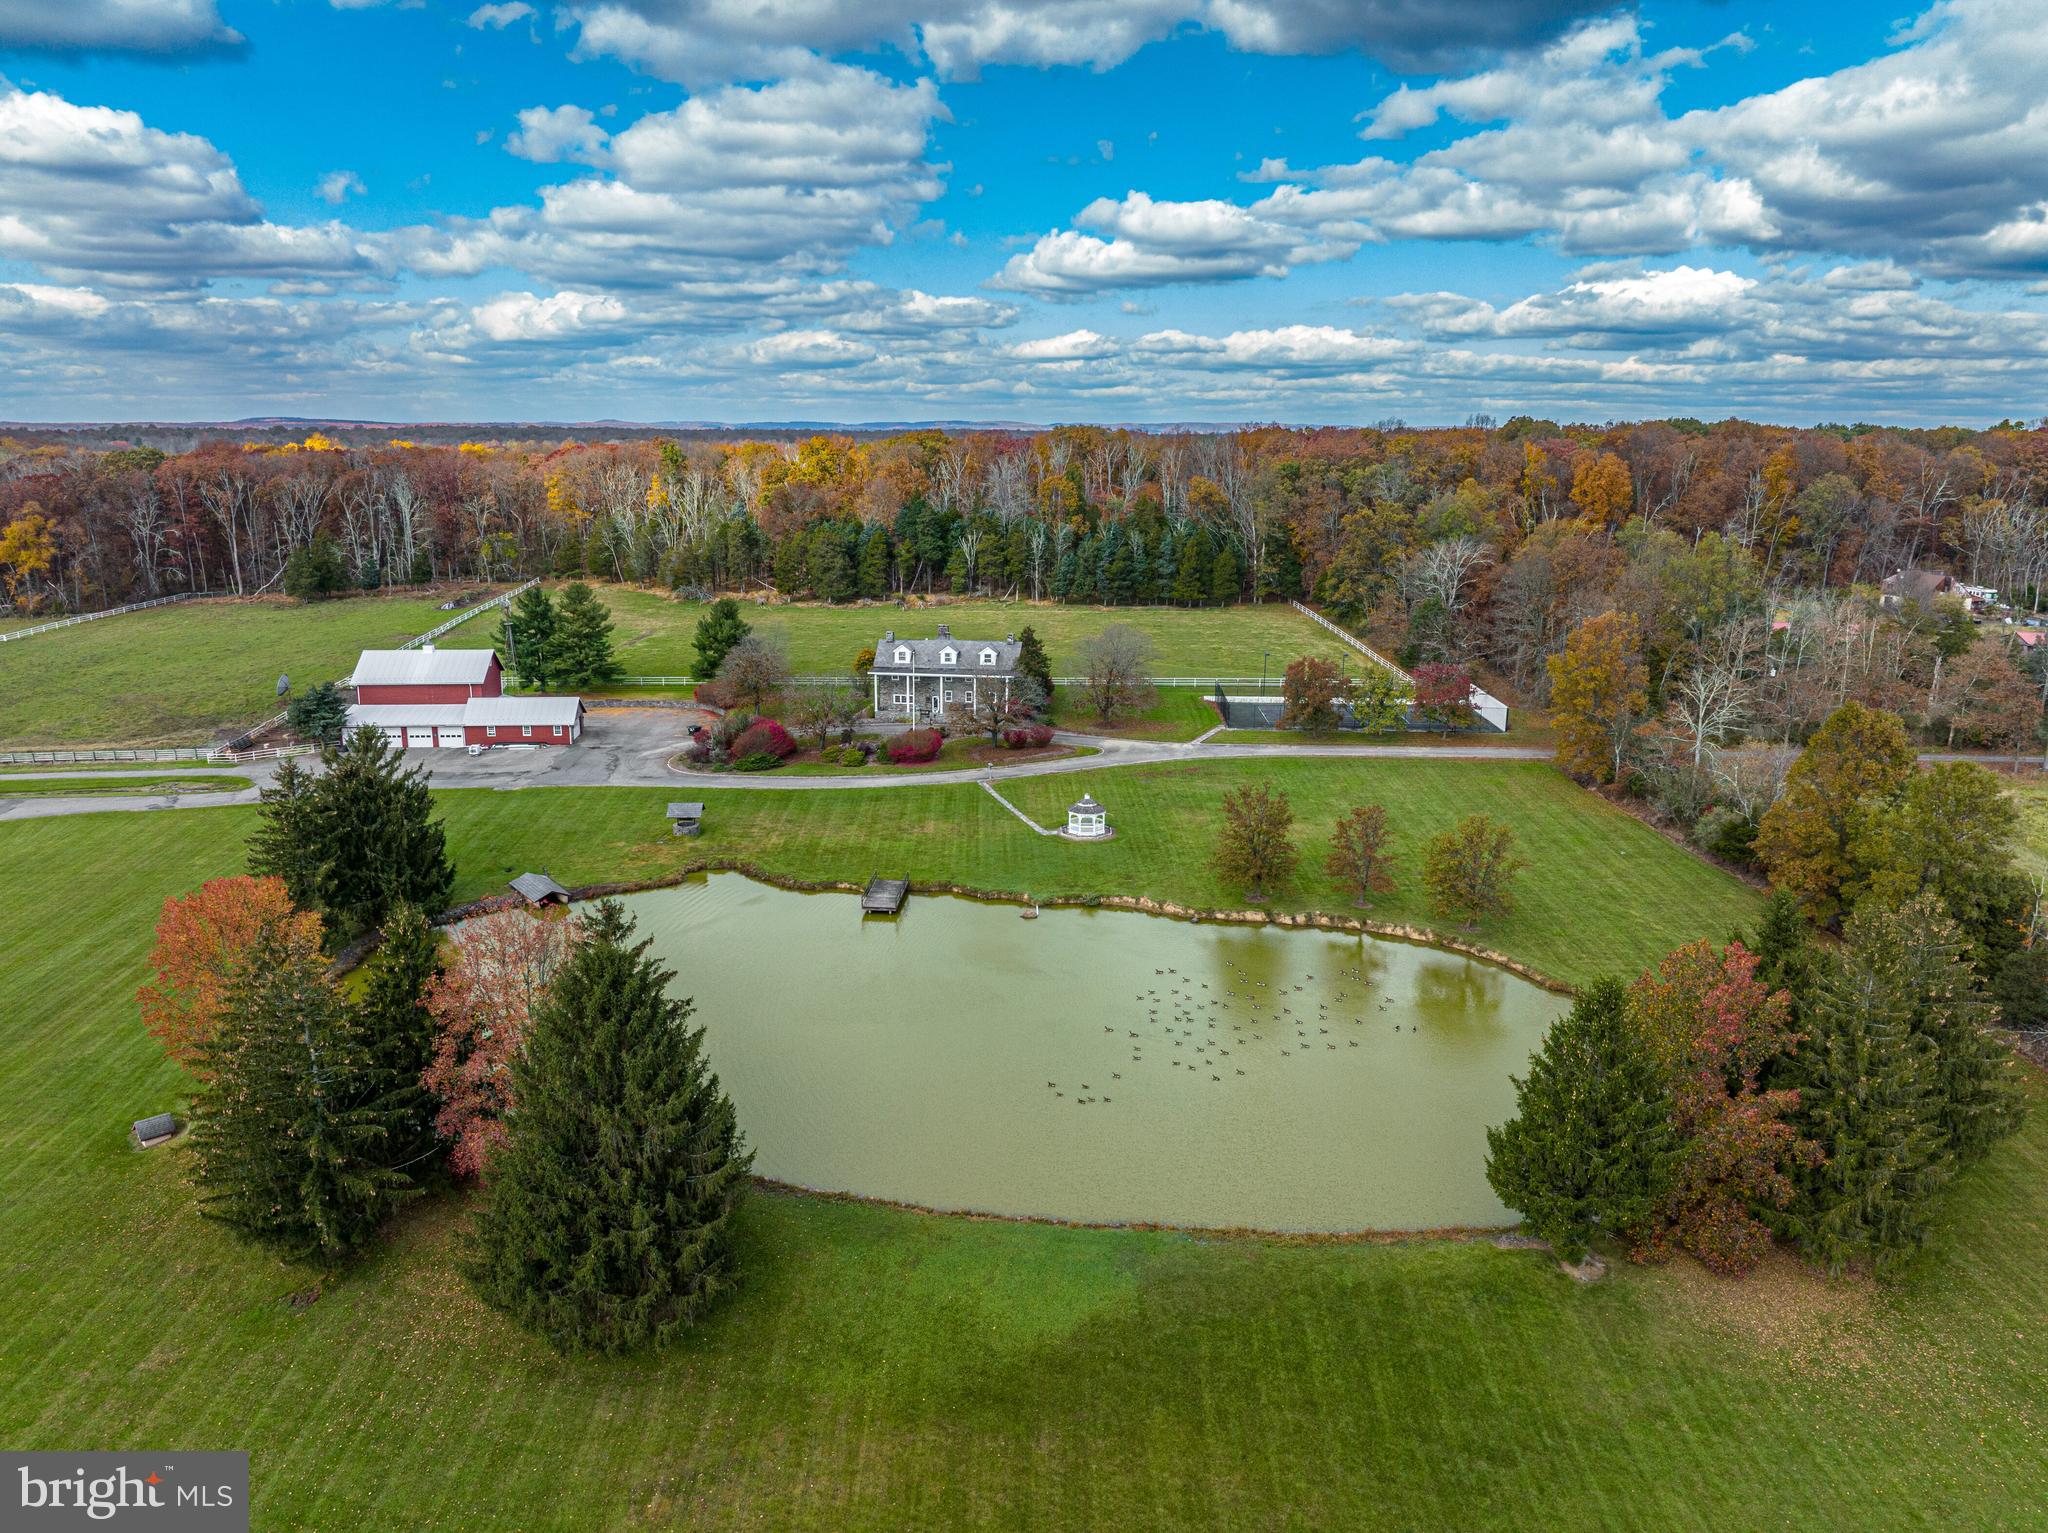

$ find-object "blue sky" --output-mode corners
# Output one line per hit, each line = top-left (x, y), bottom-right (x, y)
(1, 0), (2045, 425)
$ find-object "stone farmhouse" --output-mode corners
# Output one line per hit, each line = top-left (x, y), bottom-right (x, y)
(869, 624), (1022, 721)
(345, 646), (584, 748)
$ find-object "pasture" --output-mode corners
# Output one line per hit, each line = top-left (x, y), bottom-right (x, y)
(0, 798), (2039, 1530)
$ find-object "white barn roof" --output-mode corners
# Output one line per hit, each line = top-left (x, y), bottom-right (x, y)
(347, 703), (468, 729)
(351, 648), (497, 687)
(465, 696), (583, 727)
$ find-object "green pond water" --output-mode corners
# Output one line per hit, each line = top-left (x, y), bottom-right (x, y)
(614, 873), (1569, 1233)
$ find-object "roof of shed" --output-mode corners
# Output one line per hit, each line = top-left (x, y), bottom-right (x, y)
(666, 801), (704, 818)
(509, 872), (570, 903)
(346, 703), (468, 728)
(465, 695), (583, 726)
(351, 647), (497, 687)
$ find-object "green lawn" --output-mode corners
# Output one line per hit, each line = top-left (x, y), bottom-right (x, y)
(0, 803), (2040, 1530)
(1052, 685), (1222, 740)
(0, 773), (251, 796)
(448, 585), (1362, 680)
(0, 592), (503, 748)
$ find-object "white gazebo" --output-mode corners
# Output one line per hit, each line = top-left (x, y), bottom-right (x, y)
(1065, 793), (1110, 839)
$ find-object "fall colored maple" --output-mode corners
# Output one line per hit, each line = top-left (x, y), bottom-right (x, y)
(136, 876), (324, 1077)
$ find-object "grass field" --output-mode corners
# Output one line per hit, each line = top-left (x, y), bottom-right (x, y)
(436, 585), (1363, 679)
(0, 803), (2041, 1530)
(2013, 784), (2048, 881)
(0, 592), (502, 748)
(0, 774), (251, 796)
(1050, 685), (1221, 740)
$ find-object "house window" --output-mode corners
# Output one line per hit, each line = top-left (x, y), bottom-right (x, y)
(939, 647), (956, 664)
(552, 726), (562, 736)
(894, 646), (910, 663)
(487, 726), (497, 738)
(522, 725), (532, 737)
(980, 649), (996, 665)
(893, 692), (909, 705)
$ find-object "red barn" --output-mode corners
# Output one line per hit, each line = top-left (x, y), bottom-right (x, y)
(343, 646), (583, 749)
(350, 646), (502, 704)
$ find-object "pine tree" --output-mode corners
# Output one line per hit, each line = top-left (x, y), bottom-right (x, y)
(356, 903), (443, 1176)
(692, 596), (751, 679)
(1785, 948), (1952, 1273)
(248, 755), (321, 910)
(1847, 894), (2025, 1166)
(1209, 543), (1240, 604)
(193, 930), (420, 1263)
(499, 584), (558, 690)
(550, 582), (620, 687)
(1014, 625), (1054, 713)
(1485, 979), (1677, 1264)
(1173, 529), (1212, 606)
(308, 728), (454, 939)
(408, 546), (433, 585)
(856, 528), (893, 598)
(1744, 889), (1825, 1019)
(466, 901), (752, 1353)
(285, 680), (350, 746)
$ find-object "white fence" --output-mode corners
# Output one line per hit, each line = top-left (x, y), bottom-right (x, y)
(403, 578), (536, 649)
(1286, 599), (1510, 732)
(0, 590), (221, 644)
(0, 745), (221, 765)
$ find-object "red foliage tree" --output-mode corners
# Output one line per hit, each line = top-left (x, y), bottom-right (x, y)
(1410, 662), (1476, 734)
(421, 908), (580, 1179)
(136, 876), (324, 1078)
(730, 717), (797, 760)
(885, 727), (944, 764)
(1625, 939), (1818, 1274)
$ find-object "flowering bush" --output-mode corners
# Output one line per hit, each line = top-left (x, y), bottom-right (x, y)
(1002, 723), (1056, 749)
(730, 718), (797, 760)
(886, 728), (943, 764)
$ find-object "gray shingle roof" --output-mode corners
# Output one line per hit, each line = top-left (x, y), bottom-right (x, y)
(351, 648), (497, 687)
(509, 872), (569, 904)
(870, 626), (1021, 676)
(666, 802), (704, 819)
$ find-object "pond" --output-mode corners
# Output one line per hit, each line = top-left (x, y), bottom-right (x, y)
(613, 874), (1568, 1233)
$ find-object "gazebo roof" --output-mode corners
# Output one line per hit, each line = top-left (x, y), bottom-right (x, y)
(1067, 794), (1104, 816)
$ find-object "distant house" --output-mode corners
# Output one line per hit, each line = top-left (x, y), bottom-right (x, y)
(344, 646), (583, 749)
(869, 623), (1022, 720)
(1880, 569), (1958, 612)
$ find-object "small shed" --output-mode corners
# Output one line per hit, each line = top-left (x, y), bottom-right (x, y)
(132, 1112), (179, 1149)
(509, 871), (570, 907)
(667, 801), (705, 837)
(1066, 793), (1109, 839)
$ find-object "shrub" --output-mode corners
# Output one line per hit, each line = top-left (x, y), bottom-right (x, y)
(1003, 723), (1056, 749)
(693, 678), (739, 710)
(733, 752), (782, 773)
(840, 745), (868, 765)
(886, 728), (943, 764)
(730, 718), (797, 761)
(1694, 806), (1757, 867)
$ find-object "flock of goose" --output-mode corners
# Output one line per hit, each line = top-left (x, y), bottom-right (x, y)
(1044, 957), (1417, 1107)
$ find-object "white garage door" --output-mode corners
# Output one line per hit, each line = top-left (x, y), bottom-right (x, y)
(382, 727), (408, 749)
(435, 727), (466, 748)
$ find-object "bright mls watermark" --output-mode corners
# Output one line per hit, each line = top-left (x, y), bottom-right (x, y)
(6, 1453), (247, 1530)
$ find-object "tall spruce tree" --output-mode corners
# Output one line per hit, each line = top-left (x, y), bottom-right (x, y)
(466, 901), (752, 1354)
(1485, 978), (1677, 1264)
(193, 930), (421, 1263)
(307, 728), (454, 939)
(356, 903), (444, 1176)
(1848, 894), (2025, 1166)
(499, 583), (559, 690)
(248, 754), (321, 909)
(1014, 625), (1054, 714)
(550, 582), (621, 687)
(1783, 950), (1951, 1274)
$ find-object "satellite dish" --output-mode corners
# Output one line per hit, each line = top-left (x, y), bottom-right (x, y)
(277, 674), (291, 697)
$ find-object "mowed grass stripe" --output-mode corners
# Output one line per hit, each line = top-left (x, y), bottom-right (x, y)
(0, 799), (2041, 1529)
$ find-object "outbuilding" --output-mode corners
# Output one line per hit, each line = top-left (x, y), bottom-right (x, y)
(1065, 793), (1110, 839)
(667, 801), (704, 837)
(350, 645), (503, 703)
(464, 695), (585, 747)
(509, 871), (570, 907)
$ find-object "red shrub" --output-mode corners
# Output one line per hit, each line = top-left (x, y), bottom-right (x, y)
(730, 718), (797, 760)
(1002, 723), (1056, 749)
(886, 728), (944, 764)
(693, 677), (738, 710)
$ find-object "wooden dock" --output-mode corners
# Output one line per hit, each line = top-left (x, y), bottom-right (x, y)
(861, 876), (909, 916)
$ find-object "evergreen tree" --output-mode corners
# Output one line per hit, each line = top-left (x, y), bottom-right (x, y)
(1173, 528), (1213, 605)
(1743, 889), (1826, 1021)
(408, 546), (433, 585)
(248, 755), (321, 909)
(286, 680), (351, 746)
(692, 596), (751, 679)
(356, 903), (443, 1175)
(550, 582), (621, 687)
(1209, 542), (1241, 604)
(499, 584), (559, 690)
(1785, 943), (1952, 1273)
(1485, 979), (1677, 1264)
(283, 534), (348, 600)
(466, 901), (752, 1353)
(308, 728), (455, 939)
(193, 929), (420, 1263)
(1014, 625), (1054, 713)
(550, 537), (585, 578)
(856, 527), (893, 598)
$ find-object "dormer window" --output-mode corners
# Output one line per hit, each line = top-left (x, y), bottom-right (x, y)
(939, 647), (957, 665)
(894, 646), (910, 664)
(979, 648), (997, 666)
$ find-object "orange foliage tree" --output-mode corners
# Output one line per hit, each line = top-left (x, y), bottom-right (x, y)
(136, 876), (324, 1077)
(422, 908), (581, 1178)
